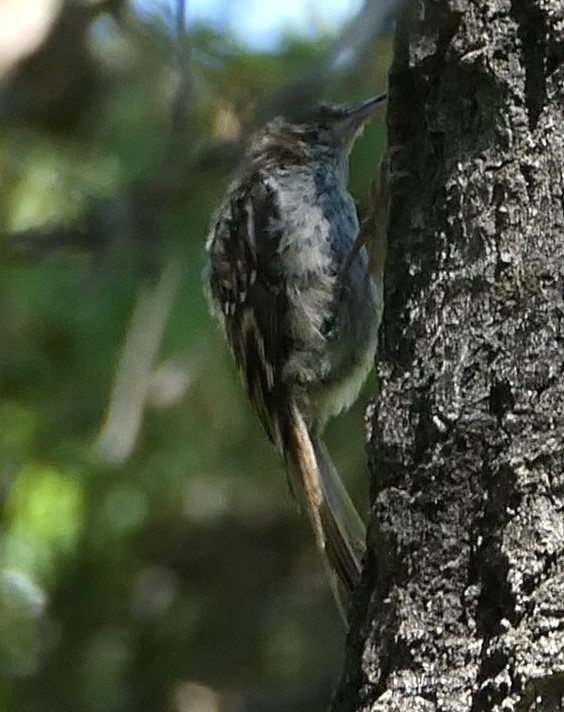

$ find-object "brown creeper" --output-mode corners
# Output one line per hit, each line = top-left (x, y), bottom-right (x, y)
(204, 95), (386, 618)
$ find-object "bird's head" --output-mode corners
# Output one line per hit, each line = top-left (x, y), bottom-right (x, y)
(293, 94), (386, 151)
(248, 94), (386, 176)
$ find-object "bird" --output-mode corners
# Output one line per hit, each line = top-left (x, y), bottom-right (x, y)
(204, 94), (387, 619)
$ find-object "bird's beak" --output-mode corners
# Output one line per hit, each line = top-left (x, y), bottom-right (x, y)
(337, 93), (386, 152)
(345, 93), (387, 125)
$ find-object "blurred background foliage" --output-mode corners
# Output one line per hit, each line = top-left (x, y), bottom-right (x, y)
(0, 0), (391, 710)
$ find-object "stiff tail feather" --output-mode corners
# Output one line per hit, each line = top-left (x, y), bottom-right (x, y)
(284, 402), (366, 620)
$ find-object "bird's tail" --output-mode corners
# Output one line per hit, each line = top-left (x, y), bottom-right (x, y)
(283, 402), (366, 620)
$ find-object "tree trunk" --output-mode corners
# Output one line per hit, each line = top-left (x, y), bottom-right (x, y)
(333, 1), (564, 710)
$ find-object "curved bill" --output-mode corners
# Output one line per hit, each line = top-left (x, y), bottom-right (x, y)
(345, 93), (387, 123)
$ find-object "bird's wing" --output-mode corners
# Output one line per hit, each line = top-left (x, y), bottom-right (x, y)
(206, 172), (289, 448)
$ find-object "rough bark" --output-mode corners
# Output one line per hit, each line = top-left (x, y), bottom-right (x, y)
(333, 1), (564, 710)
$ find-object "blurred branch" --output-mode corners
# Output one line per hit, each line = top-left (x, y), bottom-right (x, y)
(0, 0), (125, 132)
(170, 0), (193, 141)
(0, 198), (125, 263)
(326, 0), (399, 74)
(1, 223), (99, 263)
(257, 0), (401, 121)
(95, 254), (183, 465)
(95, 0), (197, 465)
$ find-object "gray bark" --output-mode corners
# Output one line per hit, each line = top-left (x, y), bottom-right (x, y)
(332, 0), (564, 710)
